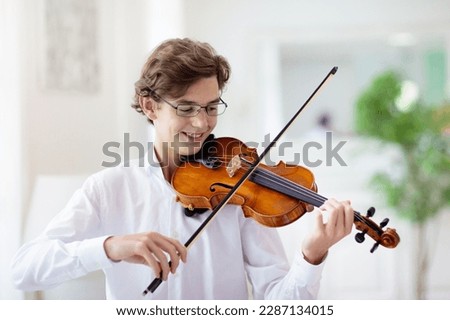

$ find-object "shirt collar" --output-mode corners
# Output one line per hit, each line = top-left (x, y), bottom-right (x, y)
(144, 148), (165, 179)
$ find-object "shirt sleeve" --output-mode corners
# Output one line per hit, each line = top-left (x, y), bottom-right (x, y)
(10, 174), (114, 291)
(241, 218), (325, 300)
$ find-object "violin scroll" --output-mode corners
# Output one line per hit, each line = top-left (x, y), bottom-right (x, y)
(353, 207), (400, 252)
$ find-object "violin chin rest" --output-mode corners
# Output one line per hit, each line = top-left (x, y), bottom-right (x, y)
(184, 207), (209, 217)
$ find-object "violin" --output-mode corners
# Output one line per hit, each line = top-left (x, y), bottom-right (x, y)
(173, 136), (400, 251)
(142, 66), (400, 295)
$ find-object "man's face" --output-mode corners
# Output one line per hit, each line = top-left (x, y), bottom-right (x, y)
(150, 76), (220, 162)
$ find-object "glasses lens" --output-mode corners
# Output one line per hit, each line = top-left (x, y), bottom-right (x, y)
(206, 103), (226, 116)
(176, 105), (200, 117)
(176, 102), (227, 117)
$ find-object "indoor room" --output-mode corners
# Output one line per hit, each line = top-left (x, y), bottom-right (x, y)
(1, 0), (449, 304)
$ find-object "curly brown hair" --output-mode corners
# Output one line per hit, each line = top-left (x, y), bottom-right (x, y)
(131, 38), (231, 124)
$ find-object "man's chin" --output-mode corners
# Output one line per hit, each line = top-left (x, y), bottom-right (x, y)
(177, 145), (202, 158)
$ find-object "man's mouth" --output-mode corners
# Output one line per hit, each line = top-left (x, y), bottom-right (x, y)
(182, 132), (205, 142)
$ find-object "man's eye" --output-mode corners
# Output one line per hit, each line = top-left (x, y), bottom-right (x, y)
(177, 105), (196, 114)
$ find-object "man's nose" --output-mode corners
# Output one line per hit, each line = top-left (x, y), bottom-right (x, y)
(191, 108), (209, 128)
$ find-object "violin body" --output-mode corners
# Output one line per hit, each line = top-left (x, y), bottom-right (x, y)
(173, 137), (317, 227)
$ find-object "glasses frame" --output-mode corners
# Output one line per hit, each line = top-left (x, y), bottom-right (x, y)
(156, 94), (228, 117)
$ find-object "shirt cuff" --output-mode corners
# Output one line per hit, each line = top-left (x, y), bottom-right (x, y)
(77, 235), (115, 272)
(291, 250), (326, 286)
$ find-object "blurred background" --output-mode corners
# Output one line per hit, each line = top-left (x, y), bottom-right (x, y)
(1, 0), (449, 299)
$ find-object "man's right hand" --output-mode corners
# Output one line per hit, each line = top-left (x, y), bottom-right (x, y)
(103, 232), (187, 280)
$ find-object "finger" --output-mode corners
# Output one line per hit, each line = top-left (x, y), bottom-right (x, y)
(155, 236), (187, 273)
(320, 199), (338, 228)
(135, 243), (162, 279)
(146, 242), (171, 280)
(332, 199), (352, 232)
(157, 240), (182, 274)
(333, 199), (345, 228)
(158, 236), (189, 275)
(343, 201), (354, 234)
(319, 198), (339, 212)
(167, 238), (188, 263)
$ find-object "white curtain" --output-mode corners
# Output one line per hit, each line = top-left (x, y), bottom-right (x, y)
(0, 0), (24, 299)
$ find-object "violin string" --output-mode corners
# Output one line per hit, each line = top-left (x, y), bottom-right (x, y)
(250, 166), (326, 204)
(234, 161), (324, 203)
(236, 162), (366, 224)
(197, 154), (317, 200)
(203, 155), (366, 224)
(204, 155), (384, 238)
(255, 167), (367, 224)
(209, 156), (367, 224)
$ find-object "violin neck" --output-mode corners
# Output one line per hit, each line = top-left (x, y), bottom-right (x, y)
(250, 167), (326, 207)
(250, 167), (366, 224)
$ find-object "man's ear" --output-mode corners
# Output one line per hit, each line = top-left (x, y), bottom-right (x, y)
(139, 95), (158, 121)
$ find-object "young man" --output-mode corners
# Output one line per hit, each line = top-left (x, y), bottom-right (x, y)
(12, 38), (353, 299)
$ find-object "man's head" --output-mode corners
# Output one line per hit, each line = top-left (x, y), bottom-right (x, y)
(132, 38), (231, 124)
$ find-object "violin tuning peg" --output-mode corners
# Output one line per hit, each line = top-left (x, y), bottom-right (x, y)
(366, 207), (375, 217)
(379, 218), (389, 228)
(370, 242), (380, 253)
(355, 231), (366, 243)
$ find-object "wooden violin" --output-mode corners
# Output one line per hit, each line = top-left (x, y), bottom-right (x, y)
(173, 136), (400, 252)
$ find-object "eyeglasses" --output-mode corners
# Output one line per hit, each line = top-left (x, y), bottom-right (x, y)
(157, 95), (228, 117)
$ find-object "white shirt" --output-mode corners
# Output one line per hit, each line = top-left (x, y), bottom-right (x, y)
(11, 157), (325, 299)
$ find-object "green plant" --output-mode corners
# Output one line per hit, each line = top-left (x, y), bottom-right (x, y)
(354, 70), (450, 299)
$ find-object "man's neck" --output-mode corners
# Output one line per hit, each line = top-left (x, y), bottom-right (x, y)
(154, 143), (180, 182)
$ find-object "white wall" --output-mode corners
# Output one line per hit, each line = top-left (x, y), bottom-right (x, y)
(22, 0), (147, 180)
(184, 0), (450, 140)
(0, 0), (25, 300)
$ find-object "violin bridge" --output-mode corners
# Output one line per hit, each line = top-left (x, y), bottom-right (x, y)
(226, 155), (242, 177)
